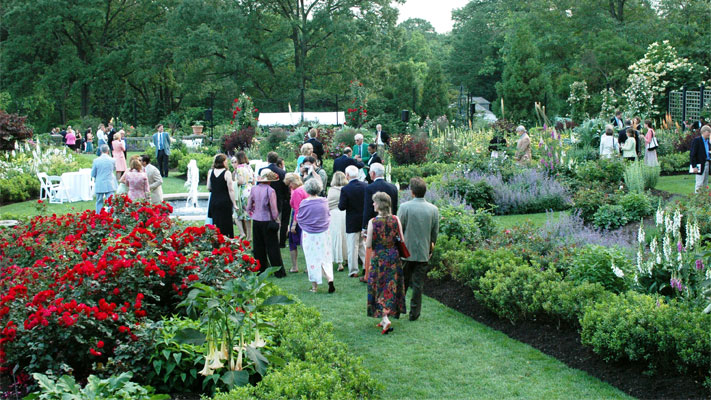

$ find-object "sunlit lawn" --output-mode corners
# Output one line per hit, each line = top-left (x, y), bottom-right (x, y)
(655, 174), (694, 195)
(271, 248), (630, 400)
(493, 210), (567, 230)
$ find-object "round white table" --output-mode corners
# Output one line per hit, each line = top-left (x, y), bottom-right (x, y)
(58, 169), (93, 202)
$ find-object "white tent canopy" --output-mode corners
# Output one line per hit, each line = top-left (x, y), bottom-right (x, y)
(257, 112), (346, 126)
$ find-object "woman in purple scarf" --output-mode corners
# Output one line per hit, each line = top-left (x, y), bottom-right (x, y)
(297, 178), (335, 293)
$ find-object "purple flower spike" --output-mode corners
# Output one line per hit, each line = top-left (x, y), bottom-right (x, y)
(696, 259), (704, 270)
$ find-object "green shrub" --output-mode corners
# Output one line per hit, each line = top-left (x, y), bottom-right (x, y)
(438, 205), (495, 244)
(659, 152), (688, 175)
(26, 372), (168, 400)
(0, 173), (39, 203)
(391, 162), (457, 186)
(211, 299), (381, 400)
(580, 291), (711, 375)
(178, 153), (215, 180)
(456, 248), (525, 288)
(572, 187), (613, 223)
(475, 259), (559, 322)
(264, 128), (288, 151)
(441, 178), (495, 210)
(562, 245), (632, 293)
(592, 204), (629, 230)
(623, 162), (660, 193)
(428, 235), (468, 280)
(539, 280), (612, 324)
(576, 158), (625, 188)
(169, 148), (185, 170)
(617, 191), (653, 222)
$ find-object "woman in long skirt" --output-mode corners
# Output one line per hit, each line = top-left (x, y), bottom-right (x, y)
(365, 192), (406, 334)
(296, 178), (335, 293)
(231, 151), (255, 241)
(644, 120), (659, 167)
(327, 172), (348, 271)
(207, 154), (237, 238)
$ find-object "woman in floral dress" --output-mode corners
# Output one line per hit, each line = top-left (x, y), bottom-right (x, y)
(119, 158), (149, 201)
(365, 191), (406, 334)
(232, 151), (255, 241)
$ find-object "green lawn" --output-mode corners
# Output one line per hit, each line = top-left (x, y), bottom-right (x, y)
(493, 211), (567, 230)
(0, 176), (205, 220)
(655, 174), (694, 195)
(271, 248), (630, 400)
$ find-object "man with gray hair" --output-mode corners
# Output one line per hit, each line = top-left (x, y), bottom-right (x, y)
(91, 144), (118, 213)
(515, 125), (531, 164)
(333, 147), (364, 174)
(338, 165), (368, 277)
(361, 163), (398, 236)
(352, 133), (370, 165)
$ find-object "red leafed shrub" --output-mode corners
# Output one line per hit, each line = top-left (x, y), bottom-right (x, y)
(673, 132), (696, 153)
(0, 111), (33, 151)
(388, 134), (429, 165)
(222, 126), (256, 154)
(0, 195), (256, 382)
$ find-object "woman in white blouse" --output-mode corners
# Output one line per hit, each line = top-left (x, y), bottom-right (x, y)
(599, 125), (619, 159)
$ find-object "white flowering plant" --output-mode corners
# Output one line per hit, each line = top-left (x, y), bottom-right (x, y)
(636, 204), (710, 310)
(567, 81), (590, 122)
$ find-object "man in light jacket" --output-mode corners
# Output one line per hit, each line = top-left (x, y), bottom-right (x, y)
(141, 154), (164, 203)
(397, 177), (439, 321)
(91, 144), (118, 212)
(515, 125), (531, 164)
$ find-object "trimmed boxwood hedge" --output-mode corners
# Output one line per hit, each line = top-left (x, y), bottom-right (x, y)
(210, 293), (381, 400)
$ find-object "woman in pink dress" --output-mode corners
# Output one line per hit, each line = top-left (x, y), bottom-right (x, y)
(119, 158), (149, 201)
(65, 127), (76, 150)
(112, 130), (127, 179)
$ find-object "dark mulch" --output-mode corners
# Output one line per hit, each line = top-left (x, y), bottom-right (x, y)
(424, 276), (711, 400)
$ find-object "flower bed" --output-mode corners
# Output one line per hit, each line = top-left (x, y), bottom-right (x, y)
(0, 195), (258, 392)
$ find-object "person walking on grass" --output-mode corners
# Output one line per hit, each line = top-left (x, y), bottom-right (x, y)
(91, 144), (117, 213)
(397, 177), (439, 321)
(284, 173), (308, 273)
(339, 165), (367, 277)
(365, 192), (406, 334)
(690, 126), (711, 193)
(297, 178), (335, 293)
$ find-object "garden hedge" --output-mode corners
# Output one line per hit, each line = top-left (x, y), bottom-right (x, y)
(210, 297), (381, 400)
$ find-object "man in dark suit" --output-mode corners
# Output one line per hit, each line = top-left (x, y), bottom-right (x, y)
(365, 144), (382, 183)
(693, 117), (707, 131)
(374, 124), (390, 146)
(305, 128), (325, 162)
(259, 152), (291, 247)
(106, 123), (117, 151)
(610, 111), (624, 130)
(333, 147), (364, 174)
(691, 126), (711, 193)
(338, 165), (368, 277)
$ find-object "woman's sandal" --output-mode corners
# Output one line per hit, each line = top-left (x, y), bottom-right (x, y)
(381, 322), (393, 335)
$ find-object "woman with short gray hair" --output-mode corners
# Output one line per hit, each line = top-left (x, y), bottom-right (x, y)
(327, 172), (348, 272)
(296, 177), (335, 293)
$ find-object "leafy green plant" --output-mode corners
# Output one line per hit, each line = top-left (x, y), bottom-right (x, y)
(592, 204), (629, 230)
(176, 268), (293, 390)
(617, 191), (653, 222)
(25, 372), (168, 400)
(623, 161), (660, 193)
(178, 152), (214, 180)
(438, 205), (495, 244)
(441, 178), (495, 210)
(562, 245), (632, 293)
(659, 152), (689, 175)
(572, 186), (613, 223)
(576, 158), (625, 188)
(580, 292), (711, 376)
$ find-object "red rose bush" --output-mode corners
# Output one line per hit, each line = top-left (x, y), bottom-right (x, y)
(0, 195), (257, 383)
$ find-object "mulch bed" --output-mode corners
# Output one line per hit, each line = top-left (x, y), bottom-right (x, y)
(424, 276), (710, 400)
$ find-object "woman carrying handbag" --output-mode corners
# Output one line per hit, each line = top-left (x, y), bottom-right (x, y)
(364, 191), (406, 335)
(644, 120), (659, 167)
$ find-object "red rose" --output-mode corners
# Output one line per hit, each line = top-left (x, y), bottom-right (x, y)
(89, 348), (102, 356)
(188, 274), (199, 281)
(96, 340), (104, 348)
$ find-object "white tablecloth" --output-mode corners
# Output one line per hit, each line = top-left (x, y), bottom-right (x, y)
(58, 170), (93, 202)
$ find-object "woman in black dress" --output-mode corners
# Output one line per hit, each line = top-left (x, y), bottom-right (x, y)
(207, 154), (238, 238)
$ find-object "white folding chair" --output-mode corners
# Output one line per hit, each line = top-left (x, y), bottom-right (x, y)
(37, 172), (64, 204)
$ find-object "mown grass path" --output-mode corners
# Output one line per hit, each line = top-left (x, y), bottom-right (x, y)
(272, 249), (630, 400)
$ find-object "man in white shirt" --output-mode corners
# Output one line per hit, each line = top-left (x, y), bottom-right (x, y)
(374, 124), (389, 147)
(96, 123), (107, 156)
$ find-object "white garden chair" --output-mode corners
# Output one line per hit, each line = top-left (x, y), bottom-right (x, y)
(37, 172), (64, 204)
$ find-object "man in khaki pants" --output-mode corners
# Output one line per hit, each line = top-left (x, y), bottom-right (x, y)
(140, 155), (163, 204)
(397, 177), (439, 321)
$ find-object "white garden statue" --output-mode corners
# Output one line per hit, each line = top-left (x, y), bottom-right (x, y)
(184, 159), (200, 209)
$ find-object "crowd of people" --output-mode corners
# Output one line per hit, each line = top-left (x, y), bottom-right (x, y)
(599, 111), (659, 166)
(89, 123), (171, 212)
(204, 128), (439, 334)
